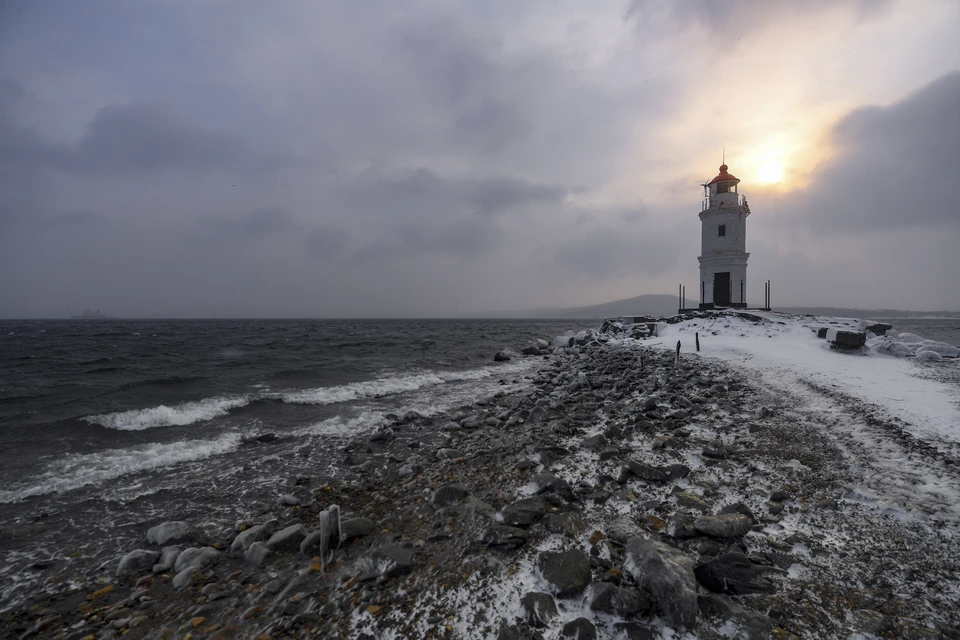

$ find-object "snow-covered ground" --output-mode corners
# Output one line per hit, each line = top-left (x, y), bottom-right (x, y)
(647, 312), (960, 522)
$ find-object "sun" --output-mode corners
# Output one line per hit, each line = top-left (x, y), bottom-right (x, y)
(757, 160), (784, 185)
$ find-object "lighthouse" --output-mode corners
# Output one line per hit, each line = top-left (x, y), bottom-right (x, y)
(698, 163), (750, 309)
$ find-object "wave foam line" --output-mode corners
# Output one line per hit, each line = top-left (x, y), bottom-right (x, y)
(0, 434), (241, 503)
(280, 365), (520, 406)
(83, 397), (250, 431)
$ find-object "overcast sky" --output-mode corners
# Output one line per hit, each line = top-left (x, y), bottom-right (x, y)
(1, 0), (958, 317)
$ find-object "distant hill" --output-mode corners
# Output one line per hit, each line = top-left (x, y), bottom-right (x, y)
(473, 296), (960, 320)
(475, 294), (680, 319)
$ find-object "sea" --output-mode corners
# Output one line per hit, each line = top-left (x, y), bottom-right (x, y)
(0, 318), (588, 611)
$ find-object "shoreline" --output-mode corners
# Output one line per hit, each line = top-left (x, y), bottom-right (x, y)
(3, 314), (960, 639)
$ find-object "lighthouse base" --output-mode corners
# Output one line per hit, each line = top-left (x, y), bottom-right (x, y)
(698, 302), (748, 310)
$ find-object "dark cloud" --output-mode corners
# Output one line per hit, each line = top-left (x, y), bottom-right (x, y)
(305, 224), (351, 259)
(772, 71), (960, 231)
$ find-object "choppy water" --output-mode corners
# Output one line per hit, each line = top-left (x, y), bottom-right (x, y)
(0, 319), (585, 611)
(875, 318), (960, 347)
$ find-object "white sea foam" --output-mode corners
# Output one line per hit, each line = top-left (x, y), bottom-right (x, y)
(280, 365), (521, 405)
(0, 433), (241, 503)
(83, 397), (251, 430)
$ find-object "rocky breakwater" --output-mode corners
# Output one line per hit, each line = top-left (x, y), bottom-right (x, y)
(4, 317), (960, 639)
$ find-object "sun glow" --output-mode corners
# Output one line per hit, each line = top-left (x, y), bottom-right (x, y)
(756, 161), (784, 185)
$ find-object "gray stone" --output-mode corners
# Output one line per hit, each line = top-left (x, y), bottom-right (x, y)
(152, 546), (182, 573)
(769, 490), (792, 502)
(497, 624), (545, 640)
(718, 502), (758, 524)
(623, 537), (698, 627)
(598, 447), (620, 461)
(538, 549), (591, 598)
(279, 494), (300, 506)
(560, 618), (597, 640)
(545, 513), (583, 538)
(604, 517), (643, 544)
(433, 483), (470, 506)
(482, 525), (529, 549)
(664, 463), (691, 480)
(244, 541), (271, 568)
(530, 473), (575, 501)
(852, 609), (891, 635)
(829, 330), (866, 350)
(580, 434), (609, 451)
(340, 517), (376, 542)
(266, 524), (307, 551)
(702, 439), (727, 459)
(589, 582), (647, 616)
(698, 594), (773, 640)
(171, 547), (220, 590)
(694, 552), (780, 595)
(494, 351), (512, 362)
(499, 496), (547, 527)
(519, 592), (557, 628)
(436, 448), (463, 460)
(145, 521), (199, 546)
(626, 460), (668, 482)
(675, 491), (712, 512)
(666, 513), (699, 539)
(116, 549), (160, 577)
(528, 406), (549, 423)
(351, 544), (414, 581)
(613, 622), (657, 640)
(229, 524), (271, 556)
(693, 513), (753, 538)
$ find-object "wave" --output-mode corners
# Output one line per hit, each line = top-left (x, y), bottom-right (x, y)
(280, 365), (519, 405)
(83, 396), (250, 431)
(0, 433), (241, 503)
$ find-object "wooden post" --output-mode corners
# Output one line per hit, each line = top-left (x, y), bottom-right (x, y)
(675, 340), (681, 368)
(678, 283), (682, 310)
(682, 285), (686, 310)
(695, 332), (700, 352)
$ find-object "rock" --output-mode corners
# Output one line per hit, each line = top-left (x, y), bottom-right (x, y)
(589, 582), (647, 616)
(580, 434), (608, 451)
(560, 617), (596, 640)
(866, 323), (893, 336)
(613, 622), (657, 640)
(497, 624), (545, 640)
(519, 592), (557, 628)
(597, 447), (620, 461)
(694, 552), (780, 595)
(522, 345), (541, 356)
(171, 547), (221, 589)
(693, 513), (753, 538)
(369, 427), (395, 442)
(340, 517), (376, 542)
(698, 594), (772, 640)
(116, 549), (160, 577)
(538, 549), (591, 598)
(230, 524), (271, 556)
(530, 473), (575, 501)
(852, 609), (891, 635)
(494, 351), (512, 362)
(623, 537), (698, 627)
(499, 496), (547, 527)
(432, 483), (470, 506)
(436, 448), (464, 460)
(279, 494), (300, 506)
(146, 521), (199, 546)
(244, 541), (271, 568)
(827, 329), (866, 350)
(604, 517), (643, 544)
(528, 406), (549, 423)
(152, 546), (182, 573)
(702, 439), (727, 459)
(352, 545), (414, 581)
(675, 492), (712, 512)
(626, 460), (668, 482)
(663, 463), (691, 480)
(769, 489), (792, 502)
(666, 513), (699, 539)
(482, 525), (529, 549)
(545, 513), (583, 538)
(266, 524), (308, 552)
(718, 502), (758, 524)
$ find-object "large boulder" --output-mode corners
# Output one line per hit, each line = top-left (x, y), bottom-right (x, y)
(826, 329), (866, 350)
(152, 546), (182, 573)
(244, 541), (271, 568)
(499, 496), (547, 527)
(693, 513), (753, 539)
(623, 537), (698, 627)
(117, 549), (161, 577)
(589, 582), (648, 617)
(230, 524), (271, 556)
(519, 592), (557, 628)
(340, 517), (376, 543)
(266, 524), (308, 552)
(351, 545), (414, 581)
(560, 618), (597, 640)
(694, 552), (780, 595)
(171, 547), (221, 589)
(146, 521), (199, 546)
(432, 484), (470, 506)
(538, 549), (591, 598)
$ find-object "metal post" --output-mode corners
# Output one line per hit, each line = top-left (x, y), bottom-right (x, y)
(740, 280), (743, 305)
(682, 286), (686, 310)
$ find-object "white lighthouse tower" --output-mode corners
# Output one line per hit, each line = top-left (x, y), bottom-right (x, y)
(698, 163), (750, 308)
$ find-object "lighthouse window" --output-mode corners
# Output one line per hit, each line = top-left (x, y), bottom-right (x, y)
(716, 183), (729, 194)
(718, 224), (726, 237)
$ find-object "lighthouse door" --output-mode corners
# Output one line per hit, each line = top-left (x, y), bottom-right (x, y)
(714, 272), (731, 307)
